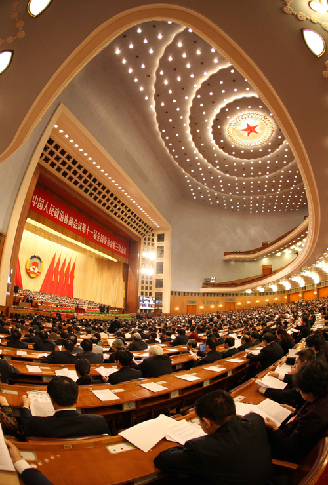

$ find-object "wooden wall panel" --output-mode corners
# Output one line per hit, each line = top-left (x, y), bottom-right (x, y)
(303, 289), (316, 301)
(19, 230), (123, 307)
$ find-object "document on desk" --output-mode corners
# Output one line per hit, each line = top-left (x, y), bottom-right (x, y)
(275, 364), (292, 375)
(165, 419), (206, 445)
(176, 374), (200, 382)
(203, 366), (227, 373)
(288, 349), (298, 358)
(55, 368), (78, 381)
(140, 382), (168, 392)
(95, 366), (118, 377)
(119, 415), (171, 452)
(236, 400), (291, 426)
(37, 353), (49, 358)
(166, 348), (179, 352)
(92, 389), (120, 401)
(255, 375), (287, 390)
(27, 391), (55, 417)
(249, 349), (261, 355)
(16, 350), (27, 356)
(227, 358), (245, 363)
(26, 365), (42, 373)
(0, 424), (15, 471)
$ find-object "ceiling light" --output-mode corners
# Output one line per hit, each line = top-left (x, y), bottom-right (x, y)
(309, 1), (328, 14)
(27, 0), (53, 16)
(0, 51), (13, 74)
(302, 29), (326, 57)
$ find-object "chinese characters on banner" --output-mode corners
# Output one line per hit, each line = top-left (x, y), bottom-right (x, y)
(30, 186), (129, 259)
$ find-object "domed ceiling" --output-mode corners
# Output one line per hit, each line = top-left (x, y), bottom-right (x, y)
(109, 20), (307, 214)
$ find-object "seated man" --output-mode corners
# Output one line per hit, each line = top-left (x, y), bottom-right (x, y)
(107, 338), (125, 363)
(305, 334), (328, 362)
(109, 350), (142, 384)
(154, 389), (273, 485)
(127, 332), (148, 351)
(247, 333), (283, 372)
(265, 360), (328, 463)
(33, 331), (56, 352)
(136, 345), (173, 377)
(193, 337), (222, 367)
(221, 337), (238, 358)
(261, 348), (316, 408)
(6, 330), (28, 349)
(171, 328), (189, 346)
(78, 339), (103, 363)
(41, 340), (77, 364)
(20, 376), (110, 438)
(75, 358), (101, 385)
(0, 358), (20, 383)
(237, 335), (252, 351)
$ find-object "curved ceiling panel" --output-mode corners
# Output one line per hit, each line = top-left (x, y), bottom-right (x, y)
(106, 21), (308, 214)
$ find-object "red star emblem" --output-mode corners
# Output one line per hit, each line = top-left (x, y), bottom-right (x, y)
(241, 123), (258, 136)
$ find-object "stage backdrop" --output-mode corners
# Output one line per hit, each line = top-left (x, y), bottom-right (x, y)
(19, 230), (124, 307)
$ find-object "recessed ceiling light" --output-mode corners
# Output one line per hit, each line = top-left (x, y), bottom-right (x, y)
(27, 0), (53, 16)
(302, 29), (326, 57)
(0, 51), (13, 74)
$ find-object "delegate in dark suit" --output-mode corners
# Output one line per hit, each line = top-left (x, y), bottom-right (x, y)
(137, 354), (173, 378)
(33, 339), (56, 352)
(0, 358), (20, 383)
(77, 351), (103, 364)
(154, 413), (273, 485)
(41, 350), (76, 364)
(194, 350), (222, 367)
(108, 366), (142, 384)
(171, 334), (189, 346)
(247, 335), (283, 371)
(21, 468), (54, 485)
(20, 408), (110, 438)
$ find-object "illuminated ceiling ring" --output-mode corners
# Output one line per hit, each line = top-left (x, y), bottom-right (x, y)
(226, 112), (274, 148)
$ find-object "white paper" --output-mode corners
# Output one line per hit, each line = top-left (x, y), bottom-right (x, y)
(26, 365), (42, 373)
(27, 390), (55, 417)
(0, 424), (15, 471)
(92, 389), (120, 401)
(55, 368), (78, 381)
(166, 348), (179, 352)
(249, 349), (261, 355)
(256, 375), (287, 390)
(95, 366), (118, 377)
(37, 353), (49, 357)
(119, 415), (170, 452)
(258, 399), (291, 426)
(140, 382), (168, 392)
(275, 364), (292, 375)
(234, 339), (242, 348)
(16, 350), (27, 356)
(288, 349), (298, 358)
(203, 366), (227, 373)
(227, 358), (245, 363)
(165, 419), (205, 445)
(176, 374), (200, 382)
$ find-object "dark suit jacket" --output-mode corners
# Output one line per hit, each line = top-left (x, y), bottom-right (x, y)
(171, 335), (189, 346)
(194, 350), (222, 367)
(41, 350), (77, 364)
(247, 342), (283, 371)
(6, 340), (28, 349)
(137, 355), (173, 377)
(268, 394), (328, 463)
(21, 468), (54, 485)
(21, 408), (110, 438)
(108, 366), (142, 384)
(0, 325), (10, 334)
(77, 351), (103, 364)
(237, 342), (252, 352)
(221, 347), (239, 359)
(128, 340), (148, 351)
(33, 339), (56, 352)
(154, 414), (273, 485)
(0, 358), (20, 383)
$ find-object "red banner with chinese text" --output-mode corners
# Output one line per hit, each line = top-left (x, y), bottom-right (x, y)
(29, 186), (129, 259)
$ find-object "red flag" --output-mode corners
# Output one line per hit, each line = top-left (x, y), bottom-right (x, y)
(40, 253), (56, 294)
(62, 260), (71, 297)
(14, 258), (23, 289)
(68, 261), (76, 298)
(57, 258), (66, 297)
(49, 255), (61, 295)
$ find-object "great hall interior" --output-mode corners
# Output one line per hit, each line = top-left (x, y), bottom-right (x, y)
(1, 1), (328, 484)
